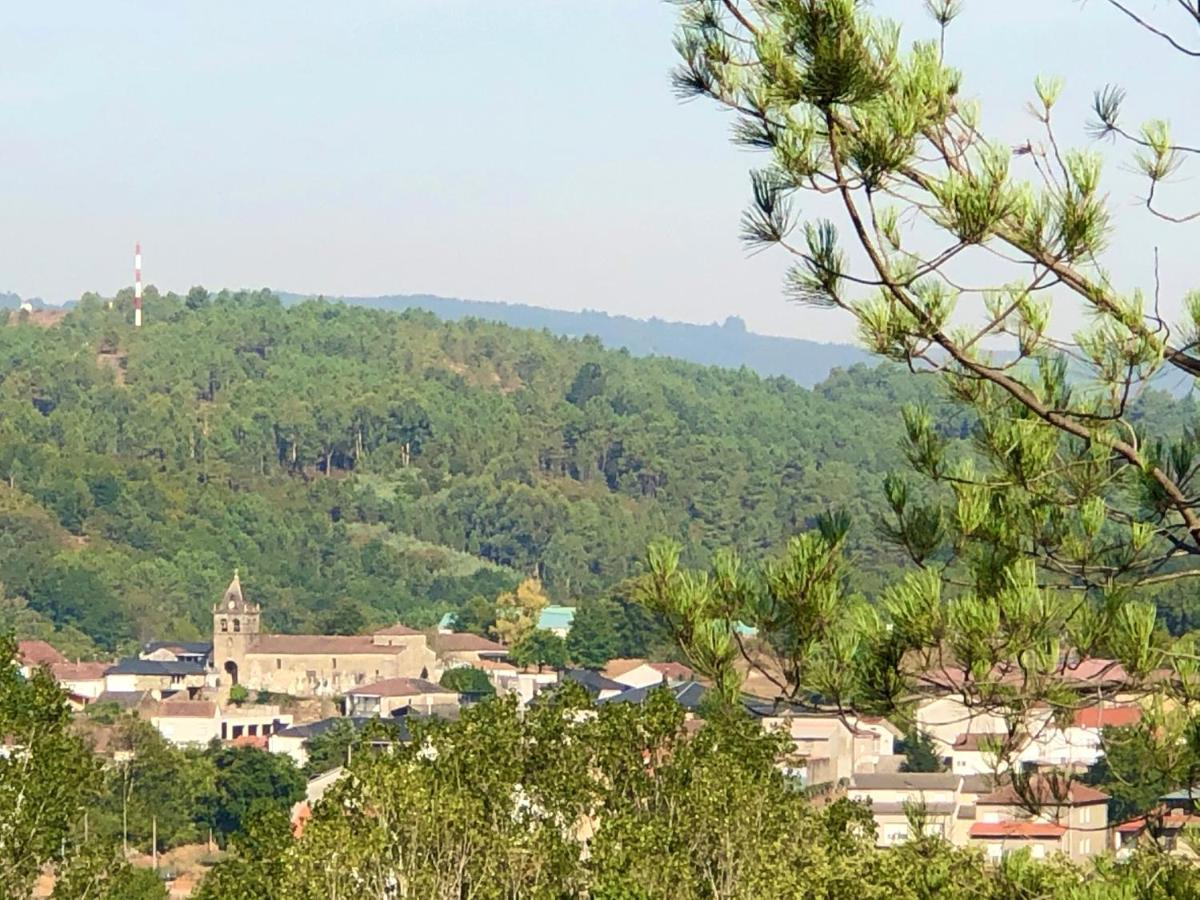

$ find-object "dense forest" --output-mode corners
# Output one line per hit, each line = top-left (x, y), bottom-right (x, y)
(0, 289), (1191, 655)
(274, 291), (872, 387)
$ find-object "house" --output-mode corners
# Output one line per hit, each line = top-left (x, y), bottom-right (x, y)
(950, 732), (1019, 776)
(557, 668), (626, 701)
(747, 705), (902, 785)
(268, 717), (376, 766)
(219, 704), (293, 741)
(429, 632), (509, 668)
(104, 657), (209, 697)
(537, 606), (576, 638)
(344, 677), (460, 718)
(141, 640), (212, 667)
(1027, 704), (1141, 769)
(969, 778), (1109, 862)
(915, 694), (1012, 759)
(598, 680), (707, 712)
(16, 640), (66, 676)
(603, 658), (694, 690)
(850, 773), (965, 845)
(151, 699), (221, 746)
(947, 704), (1143, 777)
(1116, 787), (1200, 857)
(482, 663), (558, 706)
(49, 661), (109, 700)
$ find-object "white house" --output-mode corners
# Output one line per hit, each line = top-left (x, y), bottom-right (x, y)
(151, 699), (222, 746)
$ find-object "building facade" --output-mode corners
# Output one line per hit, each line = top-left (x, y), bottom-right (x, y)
(211, 573), (440, 698)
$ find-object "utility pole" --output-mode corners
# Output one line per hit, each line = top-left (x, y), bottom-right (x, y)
(152, 816), (158, 870)
(122, 763), (129, 856)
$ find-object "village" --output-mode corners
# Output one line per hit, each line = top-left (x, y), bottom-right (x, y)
(15, 571), (1189, 893)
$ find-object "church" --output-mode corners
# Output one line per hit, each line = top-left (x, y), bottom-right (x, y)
(212, 572), (445, 698)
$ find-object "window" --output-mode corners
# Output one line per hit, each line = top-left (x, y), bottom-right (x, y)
(220, 619), (228, 633)
(1080, 806), (1091, 825)
(1080, 838), (1091, 855)
(233, 618), (241, 633)
(276, 658), (282, 670)
(987, 844), (1002, 862)
(332, 657), (337, 669)
(1031, 844), (1045, 859)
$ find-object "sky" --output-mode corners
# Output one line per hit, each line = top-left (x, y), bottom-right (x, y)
(1, 1), (1195, 343)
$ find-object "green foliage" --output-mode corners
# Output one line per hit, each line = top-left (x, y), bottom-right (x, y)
(450, 594), (497, 636)
(439, 665), (494, 696)
(898, 730), (946, 774)
(201, 746), (304, 842)
(300, 719), (358, 778)
(0, 635), (103, 898)
(228, 683), (249, 705)
(90, 717), (214, 853)
(666, 0), (1200, 830)
(197, 690), (1200, 898)
(0, 294), (974, 648)
(567, 596), (621, 668)
(510, 628), (568, 672)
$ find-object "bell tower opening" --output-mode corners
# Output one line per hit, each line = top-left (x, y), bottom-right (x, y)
(224, 660), (239, 685)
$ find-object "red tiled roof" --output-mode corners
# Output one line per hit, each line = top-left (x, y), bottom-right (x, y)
(1117, 816), (1148, 835)
(969, 821), (1067, 839)
(347, 677), (451, 698)
(1072, 705), (1141, 730)
(17, 640), (66, 667)
(373, 624), (421, 636)
(51, 661), (109, 682)
(979, 779), (1108, 806)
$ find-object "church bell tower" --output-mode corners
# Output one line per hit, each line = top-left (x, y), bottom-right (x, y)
(212, 569), (260, 685)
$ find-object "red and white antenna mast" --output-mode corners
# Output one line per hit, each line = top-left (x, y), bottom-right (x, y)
(133, 241), (143, 327)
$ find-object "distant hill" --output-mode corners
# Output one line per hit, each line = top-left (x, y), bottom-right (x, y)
(276, 292), (871, 388)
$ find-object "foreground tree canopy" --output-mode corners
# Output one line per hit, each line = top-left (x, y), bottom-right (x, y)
(198, 686), (1200, 900)
(656, 0), (1200, 824)
(0, 637), (165, 899)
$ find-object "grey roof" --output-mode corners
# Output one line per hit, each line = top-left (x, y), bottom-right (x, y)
(960, 774), (1000, 795)
(274, 717), (375, 739)
(106, 658), (205, 676)
(562, 668), (625, 695)
(851, 773), (962, 791)
(598, 680), (707, 711)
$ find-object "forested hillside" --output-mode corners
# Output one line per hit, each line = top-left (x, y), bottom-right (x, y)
(276, 292), (871, 387)
(1, 289), (1186, 656)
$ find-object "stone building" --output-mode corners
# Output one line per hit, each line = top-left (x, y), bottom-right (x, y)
(211, 572), (440, 698)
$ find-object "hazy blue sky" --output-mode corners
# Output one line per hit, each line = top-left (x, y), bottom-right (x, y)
(1, 1), (1194, 342)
